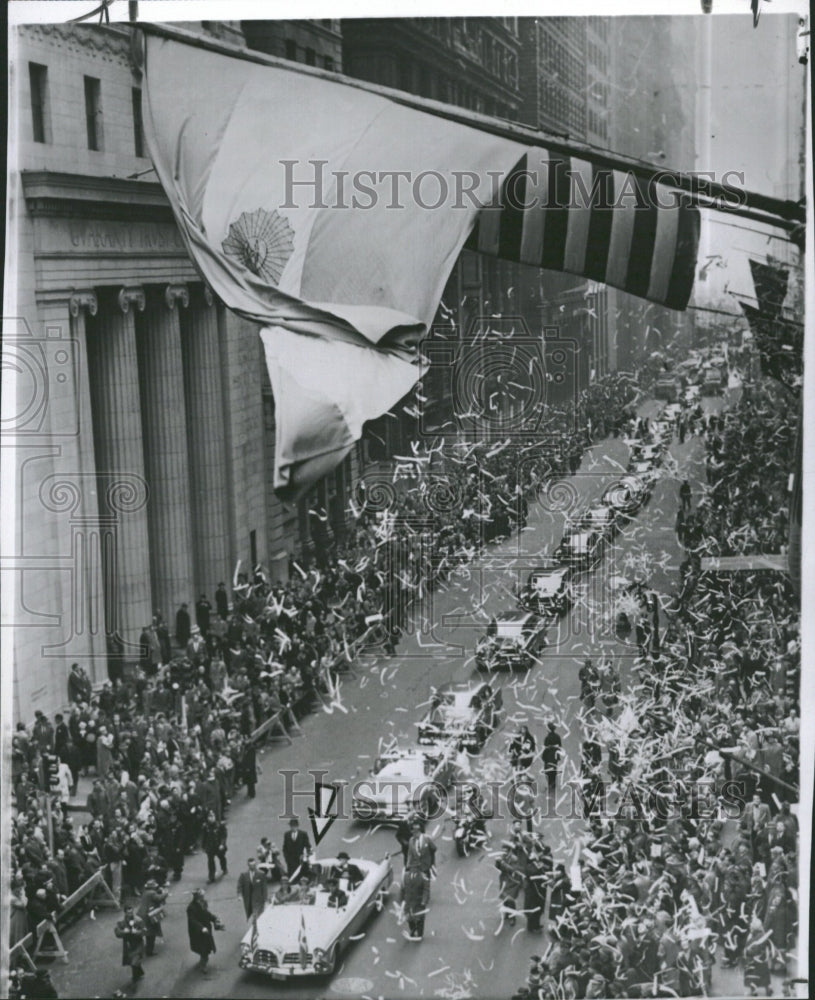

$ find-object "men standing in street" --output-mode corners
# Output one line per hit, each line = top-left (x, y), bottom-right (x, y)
(237, 858), (268, 920)
(679, 478), (692, 512)
(282, 817), (311, 879)
(137, 878), (168, 957)
(508, 725), (536, 772)
(201, 809), (228, 883)
(114, 903), (147, 984)
(541, 722), (564, 800)
(405, 818), (436, 876)
(175, 603), (191, 648)
(401, 867), (430, 940)
(186, 888), (221, 974)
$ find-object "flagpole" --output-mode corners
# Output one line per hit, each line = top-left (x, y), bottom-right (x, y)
(131, 20), (805, 230)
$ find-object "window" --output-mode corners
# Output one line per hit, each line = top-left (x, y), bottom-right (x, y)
(304, 47), (316, 66)
(285, 39), (297, 61)
(84, 75), (102, 151)
(131, 87), (145, 157)
(29, 62), (49, 143)
(323, 55), (334, 71)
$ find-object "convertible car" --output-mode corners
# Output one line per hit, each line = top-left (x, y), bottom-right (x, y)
(417, 679), (503, 749)
(350, 744), (458, 822)
(518, 563), (574, 617)
(555, 528), (605, 569)
(239, 855), (393, 978)
(475, 610), (548, 671)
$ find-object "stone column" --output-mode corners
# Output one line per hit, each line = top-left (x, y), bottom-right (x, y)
(136, 284), (195, 624)
(181, 286), (230, 597)
(88, 286), (152, 656)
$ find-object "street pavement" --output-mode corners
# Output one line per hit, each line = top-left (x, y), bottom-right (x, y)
(50, 390), (785, 999)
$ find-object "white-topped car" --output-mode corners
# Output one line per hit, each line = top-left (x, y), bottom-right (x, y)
(417, 680), (504, 749)
(555, 529), (605, 569)
(239, 855), (393, 978)
(350, 745), (457, 822)
(518, 564), (574, 616)
(475, 611), (547, 672)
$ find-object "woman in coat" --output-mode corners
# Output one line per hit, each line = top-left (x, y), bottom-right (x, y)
(114, 904), (146, 982)
(187, 889), (221, 971)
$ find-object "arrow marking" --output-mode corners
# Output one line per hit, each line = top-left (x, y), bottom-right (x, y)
(308, 781), (339, 846)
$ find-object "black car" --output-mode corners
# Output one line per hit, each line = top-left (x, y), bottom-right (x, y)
(518, 564), (574, 617)
(554, 528), (605, 569)
(475, 610), (547, 671)
(600, 474), (650, 519)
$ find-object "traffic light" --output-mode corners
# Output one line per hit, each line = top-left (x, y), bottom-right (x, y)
(42, 753), (60, 791)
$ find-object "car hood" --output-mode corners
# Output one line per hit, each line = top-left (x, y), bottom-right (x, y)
(244, 903), (339, 955)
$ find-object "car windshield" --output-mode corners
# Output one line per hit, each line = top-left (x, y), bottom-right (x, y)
(496, 620), (525, 638)
(529, 573), (563, 596)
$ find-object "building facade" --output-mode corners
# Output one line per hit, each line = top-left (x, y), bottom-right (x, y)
(6, 21), (306, 719)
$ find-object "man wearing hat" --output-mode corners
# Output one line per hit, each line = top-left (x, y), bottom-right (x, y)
(236, 858), (268, 920)
(335, 852), (365, 892)
(282, 817), (311, 880)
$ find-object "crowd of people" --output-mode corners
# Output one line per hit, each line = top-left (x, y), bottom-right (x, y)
(677, 381), (795, 557)
(511, 378), (800, 999)
(8, 373), (639, 987)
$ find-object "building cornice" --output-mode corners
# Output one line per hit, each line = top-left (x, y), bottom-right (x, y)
(21, 171), (174, 223)
(18, 22), (132, 67)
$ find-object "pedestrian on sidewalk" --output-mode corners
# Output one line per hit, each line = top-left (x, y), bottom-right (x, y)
(114, 904), (147, 984)
(186, 888), (222, 973)
(541, 722), (563, 799)
(202, 809), (228, 883)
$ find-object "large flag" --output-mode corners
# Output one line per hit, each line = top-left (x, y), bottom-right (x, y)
(748, 258), (789, 318)
(140, 30), (699, 499)
(738, 301), (802, 389)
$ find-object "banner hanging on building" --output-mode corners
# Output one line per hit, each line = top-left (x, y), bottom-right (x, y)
(140, 30), (700, 499)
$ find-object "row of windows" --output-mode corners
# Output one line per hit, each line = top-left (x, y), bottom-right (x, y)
(284, 39), (335, 70)
(28, 61), (146, 156)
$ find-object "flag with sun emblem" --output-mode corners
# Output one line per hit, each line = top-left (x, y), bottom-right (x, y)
(140, 29), (700, 499)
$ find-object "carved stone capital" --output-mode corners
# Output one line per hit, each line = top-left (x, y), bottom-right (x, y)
(203, 285), (215, 307)
(165, 283), (190, 310)
(69, 290), (98, 318)
(118, 286), (146, 314)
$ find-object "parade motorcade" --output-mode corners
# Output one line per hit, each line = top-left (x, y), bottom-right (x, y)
(239, 855), (393, 978)
(684, 383), (701, 404)
(517, 561), (575, 616)
(350, 744), (458, 822)
(630, 442), (663, 466)
(417, 680), (503, 748)
(628, 458), (660, 488)
(662, 403), (683, 421)
(569, 505), (619, 541)
(702, 363), (725, 394)
(601, 474), (650, 518)
(474, 610), (548, 672)
(654, 374), (682, 401)
(554, 528), (605, 570)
